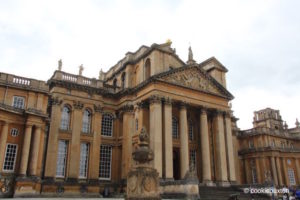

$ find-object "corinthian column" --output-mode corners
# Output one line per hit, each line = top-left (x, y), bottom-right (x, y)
(29, 125), (42, 176)
(200, 108), (212, 184)
(164, 98), (173, 179)
(19, 124), (33, 175)
(0, 122), (9, 173)
(68, 101), (83, 179)
(121, 105), (134, 178)
(149, 95), (162, 177)
(225, 113), (236, 182)
(215, 111), (228, 184)
(179, 102), (189, 179)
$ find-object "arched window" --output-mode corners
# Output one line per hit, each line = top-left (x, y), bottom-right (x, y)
(188, 120), (193, 140)
(60, 106), (71, 130)
(172, 116), (179, 139)
(101, 113), (113, 136)
(121, 72), (126, 89)
(82, 109), (91, 133)
(144, 58), (151, 80)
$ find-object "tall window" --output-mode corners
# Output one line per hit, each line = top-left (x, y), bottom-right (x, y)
(99, 145), (112, 180)
(60, 106), (71, 130)
(121, 72), (126, 89)
(82, 109), (91, 133)
(101, 114), (113, 136)
(250, 160), (257, 184)
(249, 140), (254, 149)
(189, 150), (197, 169)
(10, 128), (19, 137)
(2, 144), (18, 172)
(56, 140), (68, 177)
(79, 143), (89, 178)
(288, 168), (296, 185)
(12, 96), (25, 109)
(172, 117), (179, 139)
(188, 120), (194, 140)
(144, 58), (151, 80)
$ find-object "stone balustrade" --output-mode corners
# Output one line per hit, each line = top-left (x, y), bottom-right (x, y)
(0, 72), (48, 92)
(238, 127), (300, 139)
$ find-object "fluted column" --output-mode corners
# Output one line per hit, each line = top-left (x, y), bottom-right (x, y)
(45, 98), (62, 178)
(149, 95), (162, 177)
(0, 122), (9, 173)
(19, 124), (33, 175)
(164, 98), (173, 179)
(121, 106), (134, 178)
(215, 111), (228, 183)
(179, 103), (189, 179)
(200, 108), (212, 183)
(276, 157), (283, 186)
(68, 101), (83, 179)
(89, 105), (102, 180)
(225, 112), (236, 182)
(29, 125), (42, 176)
(271, 157), (278, 186)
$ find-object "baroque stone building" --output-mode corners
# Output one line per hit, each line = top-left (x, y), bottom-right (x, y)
(237, 108), (300, 187)
(0, 42), (298, 197)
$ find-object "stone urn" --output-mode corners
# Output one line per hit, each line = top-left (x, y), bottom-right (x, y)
(126, 127), (161, 200)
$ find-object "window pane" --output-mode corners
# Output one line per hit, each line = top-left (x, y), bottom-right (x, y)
(60, 106), (70, 130)
(172, 117), (178, 139)
(288, 168), (296, 185)
(82, 109), (91, 133)
(13, 96), (24, 109)
(99, 145), (112, 179)
(56, 140), (68, 177)
(3, 144), (18, 171)
(79, 143), (89, 178)
(188, 120), (193, 140)
(189, 150), (197, 170)
(101, 114), (113, 136)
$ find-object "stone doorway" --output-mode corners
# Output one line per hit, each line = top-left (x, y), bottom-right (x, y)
(173, 148), (180, 180)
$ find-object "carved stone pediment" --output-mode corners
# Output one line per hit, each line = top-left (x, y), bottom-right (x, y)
(157, 67), (229, 98)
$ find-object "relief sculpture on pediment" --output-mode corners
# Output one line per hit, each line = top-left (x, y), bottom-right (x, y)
(160, 68), (219, 94)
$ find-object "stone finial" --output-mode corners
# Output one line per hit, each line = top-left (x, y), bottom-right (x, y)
(296, 118), (300, 128)
(99, 68), (104, 80)
(284, 121), (288, 129)
(187, 45), (196, 65)
(58, 59), (62, 71)
(79, 64), (84, 76)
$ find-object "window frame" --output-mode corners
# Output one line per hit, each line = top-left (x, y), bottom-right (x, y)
(101, 113), (114, 137)
(288, 168), (296, 185)
(99, 145), (112, 180)
(2, 143), (18, 172)
(12, 96), (25, 109)
(60, 105), (71, 131)
(172, 116), (179, 139)
(55, 140), (68, 178)
(188, 119), (194, 141)
(79, 143), (89, 179)
(10, 128), (19, 137)
(82, 109), (92, 134)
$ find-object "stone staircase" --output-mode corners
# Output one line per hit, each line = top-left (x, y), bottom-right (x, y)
(199, 185), (271, 200)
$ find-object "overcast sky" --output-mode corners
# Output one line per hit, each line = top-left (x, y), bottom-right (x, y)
(0, 0), (299, 129)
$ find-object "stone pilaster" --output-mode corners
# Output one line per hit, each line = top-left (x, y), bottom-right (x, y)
(121, 105), (134, 178)
(29, 125), (42, 176)
(0, 122), (9, 173)
(281, 158), (288, 185)
(68, 101), (83, 179)
(19, 124), (33, 175)
(89, 105), (102, 180)
(149, 95), (162, 177)
(215, 111), (228, 184)
(225, 113), (236, 182)
(45, 98), (62, 178)
(271, 157), (278, 186)
(179, 102), (189, 179)
(164, 98), (173, 179)
(276, 157), (283, 186)
(200, 108), (212, 184)
(295, 158), (300, 185)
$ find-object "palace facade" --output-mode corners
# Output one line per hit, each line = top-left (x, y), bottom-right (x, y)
(0, 42), (299, 197)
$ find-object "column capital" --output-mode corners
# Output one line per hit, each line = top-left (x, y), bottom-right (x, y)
(25, 124), (33, 129)
(136, 101), (148, 109)
(163, 97), (172, 105)
(200, 106), (208, 114)
(179, 101), (189, 109)
(94, 104), (103, 113)
(119, 104), (134, 114)
(149, 95), (162, 104)
(50, 97), (63, 106)
(214, 109), (226, 116)
(73, 100), (84, 110)
(1, 121), (9, 126)
(35, 124), (43, 129)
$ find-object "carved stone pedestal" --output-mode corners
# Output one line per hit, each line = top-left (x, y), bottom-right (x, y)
(127, 166), (160, 200)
